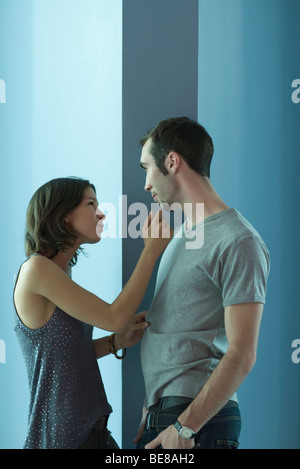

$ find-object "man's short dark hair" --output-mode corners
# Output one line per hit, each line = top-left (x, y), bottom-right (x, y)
(139, 117), (214, 178)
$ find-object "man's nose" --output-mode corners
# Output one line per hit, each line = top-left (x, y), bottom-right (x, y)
(144, 180), (152, 192)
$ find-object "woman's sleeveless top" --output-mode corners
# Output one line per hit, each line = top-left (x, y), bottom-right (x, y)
(13, 260), (112, 449)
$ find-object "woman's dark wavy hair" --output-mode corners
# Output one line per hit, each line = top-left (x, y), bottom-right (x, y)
(25, 177), (96, 266)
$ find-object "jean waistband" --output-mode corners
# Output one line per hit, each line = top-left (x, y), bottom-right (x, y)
(149, 396), (238, 413)
(145, 398), (239, 431)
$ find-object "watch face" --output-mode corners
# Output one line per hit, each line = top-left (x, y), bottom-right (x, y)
(180, 427), (194, 439)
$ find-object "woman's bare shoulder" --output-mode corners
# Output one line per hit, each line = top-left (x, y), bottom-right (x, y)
(19, 255), (65, 288)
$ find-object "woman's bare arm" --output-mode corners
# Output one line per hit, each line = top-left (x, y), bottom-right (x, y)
(19, 211), (171, 332)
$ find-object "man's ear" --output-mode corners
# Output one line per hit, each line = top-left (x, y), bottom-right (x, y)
(64, 214), (70, 223)
(165, 151), (181, 174)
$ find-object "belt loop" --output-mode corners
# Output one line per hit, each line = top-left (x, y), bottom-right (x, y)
(145, 411), (155, 429)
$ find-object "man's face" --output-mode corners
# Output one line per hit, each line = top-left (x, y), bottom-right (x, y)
(140, 138), (176, 207)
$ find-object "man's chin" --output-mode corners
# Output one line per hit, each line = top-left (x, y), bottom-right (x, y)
(159, 202), (171, 211)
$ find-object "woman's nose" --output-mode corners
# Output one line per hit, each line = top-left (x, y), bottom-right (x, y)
(96, 207), (106, 220)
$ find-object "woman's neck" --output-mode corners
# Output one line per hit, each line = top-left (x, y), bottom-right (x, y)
(43, 247), (77, 273)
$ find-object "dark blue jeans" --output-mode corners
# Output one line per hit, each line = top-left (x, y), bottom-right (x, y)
(136, 399), (241, 450)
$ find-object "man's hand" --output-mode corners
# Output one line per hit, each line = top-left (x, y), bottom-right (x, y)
(144, 425), (195, 450)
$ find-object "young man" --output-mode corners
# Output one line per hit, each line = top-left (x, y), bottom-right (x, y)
(135, 117), (270, 450)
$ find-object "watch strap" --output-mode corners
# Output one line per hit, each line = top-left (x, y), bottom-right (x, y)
(174, 420), (196, 439)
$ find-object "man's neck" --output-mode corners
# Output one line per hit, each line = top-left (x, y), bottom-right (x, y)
(180, 176), (229, 227)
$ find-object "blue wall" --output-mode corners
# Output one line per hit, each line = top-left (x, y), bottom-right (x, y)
(198, 0), (300, 448)
(121, 0), (300, 450)
(0, 0), (34, 449)
(1, 0), (299, 450)
(0, 0), (123, 449)
(122, 0), (199, 449)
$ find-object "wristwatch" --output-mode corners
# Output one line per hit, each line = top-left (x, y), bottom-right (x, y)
(174, 420), (196, 440)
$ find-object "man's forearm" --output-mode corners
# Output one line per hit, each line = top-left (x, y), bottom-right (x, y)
(177, 347), (255, 433)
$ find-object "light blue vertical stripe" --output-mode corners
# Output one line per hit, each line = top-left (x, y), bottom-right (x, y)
(0, 0), (122, 448)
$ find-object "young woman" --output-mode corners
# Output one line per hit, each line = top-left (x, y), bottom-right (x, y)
(13, 177), (171, 449)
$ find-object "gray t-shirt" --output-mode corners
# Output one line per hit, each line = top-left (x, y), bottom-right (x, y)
(141, 208), (270, 408)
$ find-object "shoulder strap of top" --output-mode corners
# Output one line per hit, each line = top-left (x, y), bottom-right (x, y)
(13, 254), (40, 311)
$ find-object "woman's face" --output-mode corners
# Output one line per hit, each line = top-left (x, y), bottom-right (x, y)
(65, 186), (105, 246)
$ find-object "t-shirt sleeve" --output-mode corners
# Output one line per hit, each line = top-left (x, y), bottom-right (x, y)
(215, 236), (270, 307)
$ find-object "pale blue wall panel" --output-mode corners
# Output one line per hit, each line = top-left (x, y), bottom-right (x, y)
(0, 0), (123, 449)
